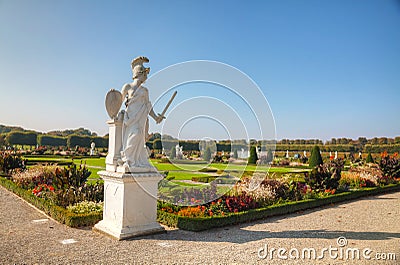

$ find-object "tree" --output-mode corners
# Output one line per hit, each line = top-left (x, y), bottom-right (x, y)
(153, 138), (162, 150)
(309, 145), (323, 168)
(203, 146), (212, 162)
(266, 149), (274, 163)
(248, 146), (258, 165)
(233, 149), (238, 159)
(366, 152), (374, 163)
(358, 137), (368, 146)
(0, 134), (5, 147)
(169, 146), (176, 159)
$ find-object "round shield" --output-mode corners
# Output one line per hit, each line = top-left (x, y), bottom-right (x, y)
(105, 89), (123, 119)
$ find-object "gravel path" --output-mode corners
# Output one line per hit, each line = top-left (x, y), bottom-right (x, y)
(0, 185), (399, 265)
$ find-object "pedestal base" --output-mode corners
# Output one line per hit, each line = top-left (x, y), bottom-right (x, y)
(93, 170), (165, 240)
(94, 220), (165, 240)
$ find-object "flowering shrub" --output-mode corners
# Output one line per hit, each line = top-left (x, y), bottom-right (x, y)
(379, 152), (400, 183)
(46, 181), (104, 208)
(224, 193), (257, 213)
(205, 199), (228, 216)
(67, 201), (103, 214)
(161, 182), (218, 205)
(11, 163), (103, 208)
(305, 159), (344, 192)
(0, 151), (26, 175)
(359, 178), (376, 188)
(177, 206), (206, 217)
(286, 180), (309, 201)
(32, 184), (55, 197)
(13, 165), (57, 190)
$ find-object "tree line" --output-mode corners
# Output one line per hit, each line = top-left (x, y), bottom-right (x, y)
(1, 131), (108, 148)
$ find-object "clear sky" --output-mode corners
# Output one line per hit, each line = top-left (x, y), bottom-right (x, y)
(0, 0), (399, 141)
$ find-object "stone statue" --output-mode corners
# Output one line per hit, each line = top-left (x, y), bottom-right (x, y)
(118, 56), (164, 172)
(90, 142), (96, 156)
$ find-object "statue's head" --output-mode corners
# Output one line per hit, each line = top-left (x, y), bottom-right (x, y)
(131, 56), (150, 82)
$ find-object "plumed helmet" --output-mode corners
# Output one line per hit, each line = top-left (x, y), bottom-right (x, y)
(131, 56), (150, 79)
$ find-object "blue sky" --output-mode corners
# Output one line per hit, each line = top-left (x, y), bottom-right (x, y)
(0, 0), (399, 141)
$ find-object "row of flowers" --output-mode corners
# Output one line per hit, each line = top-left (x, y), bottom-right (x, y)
(159, 153), (400, 218)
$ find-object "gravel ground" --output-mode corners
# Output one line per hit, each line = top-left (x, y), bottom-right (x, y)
(0, 185), (399, 265)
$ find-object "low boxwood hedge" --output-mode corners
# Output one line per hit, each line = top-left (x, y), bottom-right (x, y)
(157, 184), (400, 231)
(0, 177), (102, 227)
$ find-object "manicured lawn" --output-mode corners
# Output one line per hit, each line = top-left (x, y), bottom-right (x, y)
(23, 156), (309, 182)
(167, 171), (209, 180)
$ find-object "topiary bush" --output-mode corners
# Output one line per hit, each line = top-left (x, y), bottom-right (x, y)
(309, 145), (323, 168)
(169, 146), (176, 159)
(203, 146), (212, 162)
(365, 152), (374, 163)
(248, 146), (258, 165)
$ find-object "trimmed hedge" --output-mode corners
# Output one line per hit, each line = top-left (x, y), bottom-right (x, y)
(37, 135), (67, 147)
(157, 184), (400, 231)
(0, 177), (102, 227)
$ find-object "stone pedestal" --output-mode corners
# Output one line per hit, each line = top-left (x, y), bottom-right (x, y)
(93, 170), (165, 240)
(105, 118), (123, 172)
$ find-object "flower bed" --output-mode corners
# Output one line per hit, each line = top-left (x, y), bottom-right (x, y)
(0, 176), (102, 227)
(157, 184), (400, 231)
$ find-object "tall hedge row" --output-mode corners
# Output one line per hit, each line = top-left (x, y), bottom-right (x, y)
(67, 135), (92, 148)
(5, 131), (37, 146)
(37, 135), (67, 146)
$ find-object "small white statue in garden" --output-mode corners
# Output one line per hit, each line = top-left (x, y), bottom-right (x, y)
(90, 142), (96, 156)
(335, 151), (338, 159)
(286, 150), (289, 158)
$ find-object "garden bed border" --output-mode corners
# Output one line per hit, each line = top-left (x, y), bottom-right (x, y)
(1, 175), (399, 231)
(157, 184), (400, 231)
(0, 176), (102, 227)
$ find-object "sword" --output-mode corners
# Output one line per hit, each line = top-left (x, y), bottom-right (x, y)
(159, 91), (177, 118)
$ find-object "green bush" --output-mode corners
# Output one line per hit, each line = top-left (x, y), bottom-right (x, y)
(203, 146), (212, 162)
(169, 146), (176, 159)
(365, 152), (374, 163)
(248, 146), (258, 165)
(309, 145), (323, 168)
(233, 149), (238, 159)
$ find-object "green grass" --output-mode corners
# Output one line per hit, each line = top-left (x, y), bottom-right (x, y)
(167, 171), (209, 180)
(22, 156), (309, 183)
